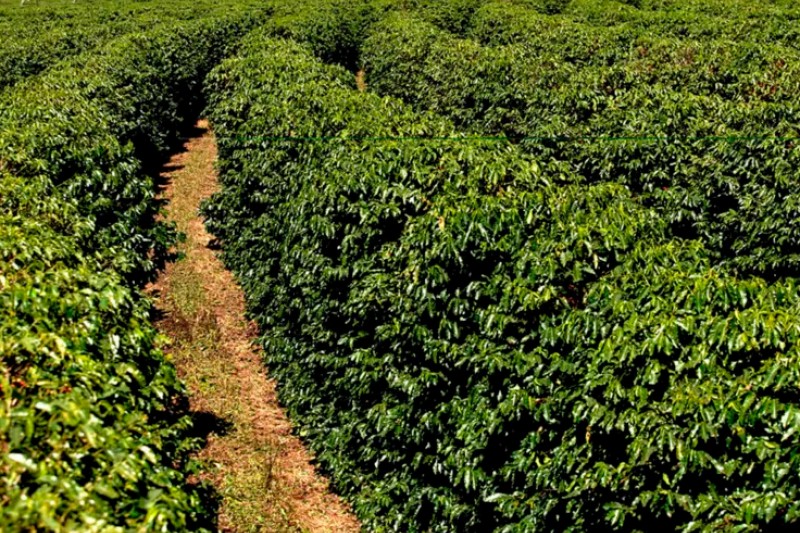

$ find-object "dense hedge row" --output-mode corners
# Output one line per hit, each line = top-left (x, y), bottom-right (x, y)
(0, 0), (265, 92)
(0, 13), (261, 530)
(0, 25), (130, 91)
(468, 0), (800, 47)
(400, 0), (488, 34)
(362, 14), (800, 279)
(466, 2), (635, 62)
(204, 29), (800, 531)
(261, 0), (394, 69)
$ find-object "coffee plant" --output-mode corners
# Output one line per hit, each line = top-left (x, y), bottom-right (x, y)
(204, 20), (800, 530)
(362, 13), (800, 279)
(0, 0), (268, 93)
(263, 0), (395, 69)
(469, 0), (800, 46)
(0, 8), (264, 530)
(6, 0), (800, 530)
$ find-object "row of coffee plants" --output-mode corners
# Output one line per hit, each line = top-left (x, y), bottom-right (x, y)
(467, 2), (642, 64)
(585, 0), (800, 41)
(469, 0), (800, 47)
(0, 22), (132, 91)
(400, 0), (487, 34)
(370, 9), (800, 101)
(257, 0), (482, 70)
(203, 26), (800, 530)
(0, 0), (267, 92)
(361, 13), (800, 279)
(0, 12), (263, 530)
(0, 2), (156, 91)
(260, 0), (394, 69)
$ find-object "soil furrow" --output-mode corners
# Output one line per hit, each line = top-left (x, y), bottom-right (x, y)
(148, 119), (360, 533)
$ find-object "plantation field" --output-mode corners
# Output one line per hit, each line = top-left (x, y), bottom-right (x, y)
(3, 0), (800, 531)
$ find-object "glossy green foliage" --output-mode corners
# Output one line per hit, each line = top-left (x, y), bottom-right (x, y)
(468, 2), (633, 60)
(1, 177), (207, 531)
(472, 0), (800, 47)
(204, 27), (800, 530)
(262, 0), (395, 69)
(204, 33), (554, 531)
(0, 26), (126, 91)
(0, 14), (261, 284)
(491, 243), (800, 531)
(0, 12), (263, 530)
(199, 3), (800, 530)
(511, 0), (573, 15)
(400, 0), (489, 33)
(362, 14), (800, 278)
(0, 0), (267, 92)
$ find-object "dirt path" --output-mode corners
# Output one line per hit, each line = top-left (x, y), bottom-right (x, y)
(356, 69), (367, 92)
(148, 120), (360, 533)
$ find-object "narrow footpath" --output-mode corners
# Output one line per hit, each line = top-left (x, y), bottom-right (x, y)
(148, 120), (360, 532)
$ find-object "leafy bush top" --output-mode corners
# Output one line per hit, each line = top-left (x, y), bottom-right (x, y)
(204, 25), (800, 531)
(0, 12), (263, 529)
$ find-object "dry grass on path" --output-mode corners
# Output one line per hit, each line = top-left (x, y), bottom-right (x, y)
(355, 69), (367, 92)
(148, 120), (360, 533)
